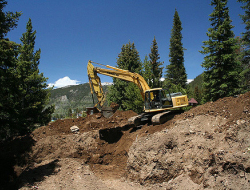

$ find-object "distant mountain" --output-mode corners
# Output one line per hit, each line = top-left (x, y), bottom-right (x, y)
(49, 83), (109, 118)
(187, 73), (204, 104)
(188, 73), (204, 91)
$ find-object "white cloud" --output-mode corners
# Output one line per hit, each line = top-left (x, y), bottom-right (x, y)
(187, 79), (194, 84)
(48, 76), (80, 88)
(160, 78), (194, 84)
(101, 82), (113, 86)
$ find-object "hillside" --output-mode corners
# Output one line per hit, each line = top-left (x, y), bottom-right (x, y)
(187, 73), (204, 104)
(188, 73), (204, 91)
(1, 91), (249, 189)
(49, 83), (109, 118)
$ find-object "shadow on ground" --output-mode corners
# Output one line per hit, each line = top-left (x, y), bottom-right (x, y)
(0, 135), (58, 190)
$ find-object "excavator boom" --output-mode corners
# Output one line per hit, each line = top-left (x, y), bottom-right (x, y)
(88, 61), (150, 100)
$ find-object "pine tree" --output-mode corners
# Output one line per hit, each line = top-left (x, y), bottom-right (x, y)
(116, 42), (142, 72)
(107, 42), (144, 113)
(200, 0), (241, 102)
(142, 55), (151, 85)
(194, 86), (201, 104)
(165, 9), (187, 89)
(0, 0), (21, 39)
(68, 108), (72, 118)
(149, 37), (163, 88)
(15, 18), (54, 134)
(238, 0), (250, 92)
(0, 0), (22, 138)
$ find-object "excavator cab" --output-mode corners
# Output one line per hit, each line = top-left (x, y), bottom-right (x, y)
(144, 89), (173, 111)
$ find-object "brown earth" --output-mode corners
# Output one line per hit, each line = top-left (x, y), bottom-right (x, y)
(0, 92), (250, 189)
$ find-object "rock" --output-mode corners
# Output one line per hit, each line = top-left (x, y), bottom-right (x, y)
(70, 125), (79, 133)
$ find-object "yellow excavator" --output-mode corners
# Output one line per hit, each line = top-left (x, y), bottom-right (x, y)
(87, 60), (188, 126)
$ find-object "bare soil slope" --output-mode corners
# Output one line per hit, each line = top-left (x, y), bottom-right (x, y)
(0, 92), (250, 189)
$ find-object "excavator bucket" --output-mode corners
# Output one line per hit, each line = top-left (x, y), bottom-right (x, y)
(86, 106), (114, 118)
(101, 106), (115, 118)
(101, 103), (119, 118)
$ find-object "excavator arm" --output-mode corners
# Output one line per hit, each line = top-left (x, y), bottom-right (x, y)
(87, 60), (150, 101)
(87, 61), (105, 110)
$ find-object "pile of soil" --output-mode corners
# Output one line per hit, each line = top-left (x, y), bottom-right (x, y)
(0, 92), (249, 189)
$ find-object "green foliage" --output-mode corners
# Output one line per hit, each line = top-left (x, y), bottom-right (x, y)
(67, 108), (72, 118)
(188, 73), (204, 91)
(142, 55), (151, 85)
(107, 42), (144, 113)
(187, 73), (205, 104)
(0, 0), (22, 39)
(193, 86), (203, 105)
(0, 39), (20, 138)
(122, 83), (144, 113)
(165, 9), (187, 89)
(0, 2), (54, 139)
(163, 81), (187, 96)
(13, 18), (54, 135)
(148, 37), (163, 88)
(238, 0), (250, 92)
(107, 79), (126, 109)
(0, 1), (22, 138)
(200, 0), (241, 102)
(116, 42), (142, 73)
(108, 79), (144, 114)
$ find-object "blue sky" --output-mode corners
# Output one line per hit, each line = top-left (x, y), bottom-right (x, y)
(5, 0), (245, 88)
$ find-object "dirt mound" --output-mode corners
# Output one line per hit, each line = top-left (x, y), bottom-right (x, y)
(127, 92), (250, 189)
(29, 109), (168, 180)
(32, 110), (137, 140)
(127, 115), (250, 188)
(110, 102), (119, 110)
(180, 92), (250, 123)
(0, 92), (249, 189)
